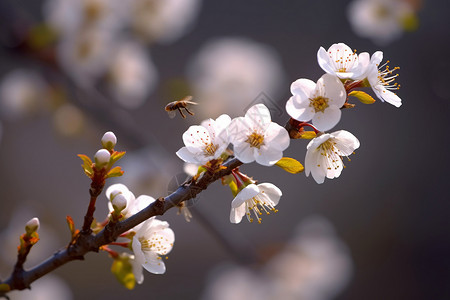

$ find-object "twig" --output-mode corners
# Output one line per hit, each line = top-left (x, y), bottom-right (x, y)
(0, 158), (242, 296)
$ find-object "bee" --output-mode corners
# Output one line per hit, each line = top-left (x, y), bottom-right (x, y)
(165, 96), (198, 119)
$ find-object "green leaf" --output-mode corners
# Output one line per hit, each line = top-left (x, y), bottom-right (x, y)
(349, 91), (376, 104)
(111, 255), (136, 290)
(299, 131), (316, 139)
(66, 215), (76, 236)
(228, 181), (238, 197)
(275, 157), (304, 174)
(106, 166), (124, 178)
(197, 165), (207, 175)
(110, 151), (126, 165)
(77, 154), (93, 177)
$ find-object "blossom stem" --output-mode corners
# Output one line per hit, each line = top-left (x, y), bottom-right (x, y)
(285, 118), (320, 138)
(231, 169), (244, 189)
(100, 245), (119, 258)
(82, 173), (106, 234)
(344, 80), (363, 93)
(109, 242), (130, 248)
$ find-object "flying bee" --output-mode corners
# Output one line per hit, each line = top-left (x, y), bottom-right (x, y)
(165, 95), (198, 119)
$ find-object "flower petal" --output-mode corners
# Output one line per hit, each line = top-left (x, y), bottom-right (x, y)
(134, 195), (155, 213)
(317, 46), (336, 75)
(286, 95), (315, 121)
(290, 78), (316, 98)
(182, 125), (212, 153)
(376, 88), (402, 107)
(132, 237), (145, 265)
(312, 105), (342, 132)
(228, 117), (252, 144)
(371, 51), (383, 66)
(233, 142), (257, 164)
(331, 130), (360, 155)
(244, 104), (272, 130)
(130, 255), (144, 284)
(257, 183), (282, 206)
(264, 122), (290, 151)
(142, 251), (166, 274)
(176, 147), (204, 164)
(255, 146), (283, 166)
(230, 205), (246, 224)
(310, 151), (327, 184)
(231, 184), (259, 208)
(318, 74), (347, 108)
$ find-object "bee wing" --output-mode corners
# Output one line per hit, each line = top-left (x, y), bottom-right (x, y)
(181, 95), (193, 102)
(167, 110), (177, 119)
(185, 101), (199, 105)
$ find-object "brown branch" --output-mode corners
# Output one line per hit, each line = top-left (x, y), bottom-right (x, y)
(0, 158), (243, 296)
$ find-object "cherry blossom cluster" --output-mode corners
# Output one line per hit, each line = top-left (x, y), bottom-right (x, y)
(104, 184), (174, 286)
(1, 42), (402, 296)
(177, 42), (401, 222)
(85, 132), (175, 288)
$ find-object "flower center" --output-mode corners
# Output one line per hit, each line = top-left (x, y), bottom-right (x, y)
(139, 234), (170, 255)
(317, 140), (342, 170)
(84, 2), (104, 23)
(245, 131), (265, 149)
(375, 4), (391, 19)
(310, 96), (329, 113)
(203, 143), (218, 156)
(377, 60), (400, 92)
(245, 193), (278, 224)
(330, 48), (358, 73)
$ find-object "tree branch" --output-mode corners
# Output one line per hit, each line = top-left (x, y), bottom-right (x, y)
(0, 158), (242, 296)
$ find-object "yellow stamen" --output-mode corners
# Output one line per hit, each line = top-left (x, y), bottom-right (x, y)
(203, 143), (218, 156)
(309, 96), (329, 113)
(246, 131), (265, 149)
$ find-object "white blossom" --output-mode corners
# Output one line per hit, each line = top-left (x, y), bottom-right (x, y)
(176, 114), (231, 165)
(305, 130), (360, 184)
(107, 39), (158, 109)
(286, 74), (347, 132)
(187, 37), (285, 118)
(43, 0), (128, 34)
(129, 0), (201, 44)
(347, 0), (415, 45)
(230, 183), (282, 224)
(131, 218), (175, 279)
(228, 104), (289, 166)
(264, 216), (353, 300)
(317, 43), (369, 80)
(0, 69), (47, 120)
(364, 51), (402, 107)
(106, 184), (155, 221)
(56, 28), (115, 86)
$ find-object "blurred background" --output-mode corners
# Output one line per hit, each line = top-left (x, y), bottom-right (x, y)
(0, 0), (449, 299)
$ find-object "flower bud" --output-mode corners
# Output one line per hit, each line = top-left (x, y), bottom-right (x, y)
(94, 149), (111, 167)
(112, 194), (127, 213)
(102, 131), (117, 151)
(25, 217), (40, 235)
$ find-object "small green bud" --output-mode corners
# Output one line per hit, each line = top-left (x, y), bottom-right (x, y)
(102, 131), (117, 151)
(25, 217), (40, 235)
(112, 194), (127, 213)
(94, 149), (111, 167)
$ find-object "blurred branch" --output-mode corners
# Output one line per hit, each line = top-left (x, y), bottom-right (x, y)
(0, 158), (242, 296)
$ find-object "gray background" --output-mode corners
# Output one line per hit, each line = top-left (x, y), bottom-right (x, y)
(0, 0), (449, 299)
